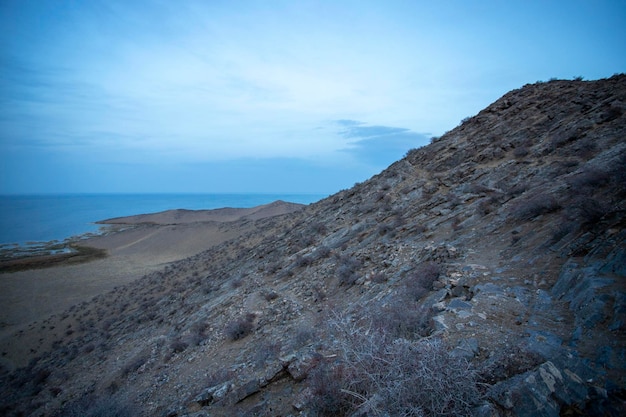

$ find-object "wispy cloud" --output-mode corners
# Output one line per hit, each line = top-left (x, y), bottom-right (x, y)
(334, 119), (429, 165)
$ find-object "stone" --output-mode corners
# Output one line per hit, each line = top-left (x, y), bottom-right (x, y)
(432, 314), (447, 331)
(523, 330), (563, 360)
(551, 259), (619, 331)
(471, 282), (505, 296)
(473, 402), (501, 417)
(451, 337), (479, 359)
(488, 361), (588, 417)
(447, 298), (472, 312)
(192, 381), (232, 407)
(287, 351), (321, 381)
(232, 379), (261, 403)
(261, 361), (288, 386)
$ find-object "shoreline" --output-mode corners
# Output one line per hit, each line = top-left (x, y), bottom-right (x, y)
(0, 224), (129, 273)
(0, 200), (305, 367)
(0, 200), (305, 272)
(0, 245), (108, 273)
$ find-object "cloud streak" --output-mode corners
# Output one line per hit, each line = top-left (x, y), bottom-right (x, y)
(335, 120), (429, 165)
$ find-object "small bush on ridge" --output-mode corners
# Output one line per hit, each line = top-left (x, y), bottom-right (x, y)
(225, 313), (255, 341)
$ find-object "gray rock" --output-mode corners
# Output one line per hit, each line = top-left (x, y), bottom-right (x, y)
(473, 402), (501, 417)
(232, 378), (261, 403)
(423, 288), (448, 307)
(552, 259), (616, 329)
(447, 298), (472, 312)
(261, 361), (288, 386)
(597, 237), (626, 276)
(450, 337), (479, 359)
(488, 361), (588, 417)
(524, 330), (563, 360)
(287, 351), (320, 381)
(471, 282), (505, 296)
(179, 412), (210, 417)
(192, 381), (232, 407)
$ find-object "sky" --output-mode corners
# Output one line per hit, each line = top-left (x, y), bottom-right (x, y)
(1, 1), (625, 195)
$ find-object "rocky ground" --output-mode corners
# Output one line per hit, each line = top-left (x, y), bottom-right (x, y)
(1, 75), (624, 416)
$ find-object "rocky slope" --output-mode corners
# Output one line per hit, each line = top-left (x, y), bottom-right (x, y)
(1, 75), (625, 416)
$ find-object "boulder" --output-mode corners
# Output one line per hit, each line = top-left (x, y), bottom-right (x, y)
(488, 361), (588, 417)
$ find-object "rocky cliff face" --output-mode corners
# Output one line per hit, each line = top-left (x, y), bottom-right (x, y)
(2, 75), (625, 416)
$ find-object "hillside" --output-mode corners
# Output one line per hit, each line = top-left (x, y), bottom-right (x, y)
(1, 75), (625, 416)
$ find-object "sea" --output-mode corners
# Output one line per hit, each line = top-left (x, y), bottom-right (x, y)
(0, 193), (326, 248)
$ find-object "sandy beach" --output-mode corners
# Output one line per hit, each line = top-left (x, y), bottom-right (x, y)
(0, 200), (302, 365)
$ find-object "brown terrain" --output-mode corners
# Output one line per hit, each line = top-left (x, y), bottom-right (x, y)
(0, 75), (625, 416)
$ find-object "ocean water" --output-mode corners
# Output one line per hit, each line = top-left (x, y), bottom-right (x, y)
(0, 194), (326, 247)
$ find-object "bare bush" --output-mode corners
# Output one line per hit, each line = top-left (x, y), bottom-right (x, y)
(170, 339), (189, 354)
(308, 315), (480, 416)
(566, 168), (610, 189)
(512, 194), (561, 221)
(224, 313), (255, 341)
(405, 262), (441, 301)
(307, 361), (352, 416)
(336, 256), (362, 286)
(373, 300), (434, 339)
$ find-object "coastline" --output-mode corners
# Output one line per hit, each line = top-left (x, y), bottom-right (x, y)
(0, 200), (305, 367)
(0, 199), (304, 273)
(0, 224), (126, 273)
(0, 193), (324, 249)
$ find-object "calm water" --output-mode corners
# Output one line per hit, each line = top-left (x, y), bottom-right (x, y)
(0, 194), (326, 247)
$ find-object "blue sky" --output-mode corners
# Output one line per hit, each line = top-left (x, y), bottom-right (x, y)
(1, 1), (624, 195)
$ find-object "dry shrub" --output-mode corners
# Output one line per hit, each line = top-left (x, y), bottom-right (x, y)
(170, 339), (189, 354)
(566, 168), (610, 190)
(336, 255), (362, 286)
(308, 315), (480, 416)
(405, 262), (441, 301)
(512, 194), (561, 221)
(307, 362), (352, 416)
(374, 301), (434, 339)
(224, 313), (255, 341)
